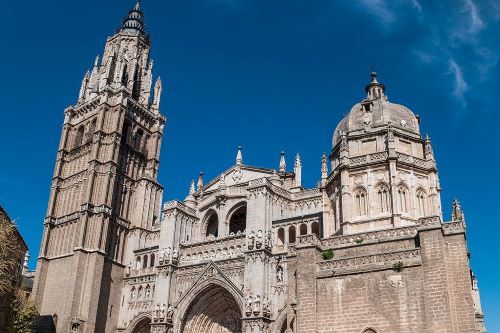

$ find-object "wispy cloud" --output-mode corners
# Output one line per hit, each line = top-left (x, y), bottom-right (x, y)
(411, 0), (422, 13)
(356, 0), (397, 25)
(447, 59), (468, 106)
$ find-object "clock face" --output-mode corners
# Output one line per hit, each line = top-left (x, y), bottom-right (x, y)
(400, 119), (407, 127)
(363, 116), (371, 125)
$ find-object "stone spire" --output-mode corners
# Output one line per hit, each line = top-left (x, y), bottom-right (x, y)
(118, 0), (148, 38)
(452, 198), (465, 221)
(197, 172), (204, 191)
(279, 151), (286, 172)
(236, 146), (243, 166)
(321, 152), (328, 186)
(185, 180), (197, 208)
(425, 134), (434, 160)
(293, 153), (302, 189)
(365, 72), (386, 101)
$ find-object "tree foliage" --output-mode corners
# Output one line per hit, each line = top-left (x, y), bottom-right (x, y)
(5, 292), (39, 333)
(0, 212), (23, 295)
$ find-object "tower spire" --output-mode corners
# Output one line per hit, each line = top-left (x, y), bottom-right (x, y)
(236, 146), (243, 166)
(279, 151), (286, 172)
(321, 152), (328, 186)
(293, 153), (302, 189)
(118, 0), (148, 38)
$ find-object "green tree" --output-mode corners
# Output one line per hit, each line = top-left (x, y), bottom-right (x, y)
(0, 211), (23, 295)
(6, 292), (39, 333)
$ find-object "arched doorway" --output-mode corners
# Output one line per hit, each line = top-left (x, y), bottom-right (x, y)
(181, 284), (242, 333)
(131, 317), (150, 333)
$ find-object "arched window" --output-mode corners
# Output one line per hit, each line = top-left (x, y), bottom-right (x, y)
(300, 224), (307, 236)
(416, 189), (426, 217)
(145, 285), (151, 298)
(229, 205), (247, 234)
(311, 222), (319, 236)
(135, 129), (144, 152)
(362, 328), (377, 333)
(376, 184), (390, 213)
(121, 64), (129, 86)
(137, 285), (143, 299)
(277, 228), (285, 246)
(74, 125), (85, 148)
(142, 255), (148, 269)
(398, 185), (409, 214)
(130, 286), (136, 299)
(150, 253), (155, 267)
(87, 118), (97, 142)
(354, 188), (368, 216)
(289, 226), (296, 244)
(135, 256), (141, 270)
(206, 212), (218, 238)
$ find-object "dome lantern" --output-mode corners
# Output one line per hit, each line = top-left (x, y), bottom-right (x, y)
(364, 72), (386, 101)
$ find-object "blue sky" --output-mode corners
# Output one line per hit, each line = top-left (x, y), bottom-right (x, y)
(1, 0), (499, 329)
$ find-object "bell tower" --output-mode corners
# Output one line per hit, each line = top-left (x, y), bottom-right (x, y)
(32, 1), (166, 332)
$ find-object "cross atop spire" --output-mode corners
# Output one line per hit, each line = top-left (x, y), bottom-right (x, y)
(118, 0), (148, 38)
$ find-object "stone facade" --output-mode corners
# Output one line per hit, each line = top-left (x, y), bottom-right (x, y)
(32, 2), (486, 333)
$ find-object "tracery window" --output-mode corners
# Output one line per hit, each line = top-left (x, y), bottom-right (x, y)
(377, 184), (390, 213)
(87, 118), (97, 143)
(74, 125), (85, 148)
(398, 185), (409, 214)
(416, 189), (426, 217)
(130, 287), (136, 300)
(150, 253), (155, 267)
(354, 188), (368, 216)
(229, 205), (247, 234)
(289, 225), (296, 244)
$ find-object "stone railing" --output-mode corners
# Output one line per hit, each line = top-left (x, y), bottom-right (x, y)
(350, 151), (388, 167)
(321, 225), (418, 249)
(442, 221), (466, 235)
(293, 188), (321, 199)
(129, 267), (157, 277)
(317, 248), (421, 273)
(178, 234), (246, 265)
(162, 200), (196, 216)
(396, 152), (429, 168)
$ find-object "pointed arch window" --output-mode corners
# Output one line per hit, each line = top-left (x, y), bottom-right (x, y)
(376, 184), (390, 213)
(229, 205), (247, 234)
(87, 118), (97, 143)
(354, 188), (368, 216)
(398, 185), (409, 214)
(205, 212), (218, 238)
(74, 125), (85, 148)
(416, 189), (426, 217)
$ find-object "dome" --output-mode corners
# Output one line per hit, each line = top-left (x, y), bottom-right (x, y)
(332, 73), (420, 147)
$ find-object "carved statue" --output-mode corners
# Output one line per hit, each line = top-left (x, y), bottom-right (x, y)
(145, 285), (151, 298)
(166, 305), (174, 322)
(265, 231), (272, 249)
(256, 230), (263, 249)
(263, 297), (271, 315)
(160, 304), (166, 320)
(253, 295), (261, 313)
(165, 247), (172, 261)
(125, 262), (131, 276)
(248, 231), (256, 249)
(154, 304), (160, 319)
(172, 248), (179, 261)
(158, 248), (165, 263)
(245, 295), (253, 313)
(277, 265), (284, 283)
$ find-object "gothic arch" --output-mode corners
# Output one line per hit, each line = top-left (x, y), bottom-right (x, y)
(125, 313), (152, 333)
(227, 202), (247, 234)
(175, 279), (244, 333)
(397, 183), (410, 214)
(361, 327), (378, 333)
(203, 209), (219, 238)
(353, 186), (368, 217)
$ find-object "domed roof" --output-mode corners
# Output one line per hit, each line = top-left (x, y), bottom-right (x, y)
(332, 73), (420, 147)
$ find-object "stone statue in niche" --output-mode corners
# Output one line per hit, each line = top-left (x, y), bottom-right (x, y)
(256, 230), (263, 249)
(125, 262), (131, 276)
(253, 295), (261, 313)
(172, 248), (178, 262)
(265, 231), (272, 249)
(248, 231), (255, 249)
(158, 248), (165, 263)
(263, 297), (271, 317)
(277, 265), (284, 283)
(166, 305), (174, 323)
(245, 295), (253, 315)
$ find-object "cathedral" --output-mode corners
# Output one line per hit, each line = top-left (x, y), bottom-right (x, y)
(32, 2), (486, 333)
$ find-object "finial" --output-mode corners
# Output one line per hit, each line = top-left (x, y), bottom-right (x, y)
(321, 153), (328, 186)
(452, 198), (465, 221)
(295, 153), (301, 167)
(236, 146), (243, 166)
(365, 71), (386, 100)
(197, 172), (204, 191)
(118, 0), (148, 37)
(279, 151), (286, 172)
(189, 180), (195, 195)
